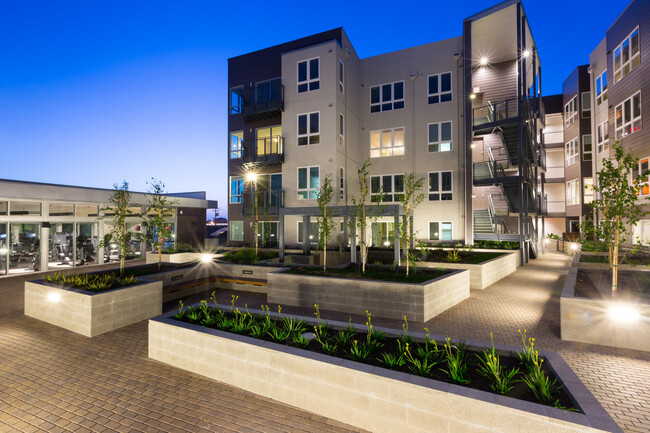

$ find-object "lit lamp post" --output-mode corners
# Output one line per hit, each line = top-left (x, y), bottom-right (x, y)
(246, 172), (258, 256)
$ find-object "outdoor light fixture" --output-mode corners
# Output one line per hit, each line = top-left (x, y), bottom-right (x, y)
(570, 242), (579, 251)
(480, 57), (488, 66)
(383, 241), (390, 247)
(470, 93), (476, 99)
(523, 49), (530, 58)
(544, 238), (550, 244)
(246, 172), (257, 182)
(201, 254), (212, 263)
(47, 292), (61, 303)
(470, 143), (476, 148)
(608, 304), (640, 322)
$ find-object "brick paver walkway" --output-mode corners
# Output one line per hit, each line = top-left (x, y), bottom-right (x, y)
(1, 252), (649, 432)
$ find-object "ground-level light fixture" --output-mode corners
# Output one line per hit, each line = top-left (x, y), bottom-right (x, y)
(608, 304), (640, 323)
(201, 254), (213, 263)
(569, 242), (579, 251)
(47, 292), (61, 303)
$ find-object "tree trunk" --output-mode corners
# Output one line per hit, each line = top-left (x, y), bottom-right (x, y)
(157, 208), (162, 271)
(612, 215), (619, 294)
(405, 205), (410, 277)
(361, 206), (366, 273)
(120, 221), (126, 277)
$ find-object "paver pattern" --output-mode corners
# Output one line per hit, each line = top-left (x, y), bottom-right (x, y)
(0, 252), (649, 433)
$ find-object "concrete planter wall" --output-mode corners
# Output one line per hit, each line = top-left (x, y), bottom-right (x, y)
(209, 261), (286, 294)
(418, 252), (516, 290)
(560, 267), (650, 352)
(149, 313), (621, 433)
(267, 268), (469, 322)
(25, 278), (162, 337)
(145, 252), (213, 264)
(571, 254), (650, 272)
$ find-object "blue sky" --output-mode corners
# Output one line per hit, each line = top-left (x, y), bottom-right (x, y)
(0, 0), (630, 219)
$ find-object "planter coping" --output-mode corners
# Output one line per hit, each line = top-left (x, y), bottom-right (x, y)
(272, 266), (466, 286)
(154, 304), (621, 433)
(28, 276), (158, 296)
(420, 250), (513, 267)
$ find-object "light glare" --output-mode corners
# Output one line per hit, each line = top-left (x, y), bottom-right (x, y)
(246, 172), (257, 182)
(608, 305), (640, 322)
(201, 254), (212, 263)
(47, 292), (61, 303)
(480, 57), (488, 66)
(523, 49), (530, 58)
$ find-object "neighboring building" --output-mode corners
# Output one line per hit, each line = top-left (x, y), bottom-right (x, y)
(227, 0), (546, 264)
(0, 179), (216, 276)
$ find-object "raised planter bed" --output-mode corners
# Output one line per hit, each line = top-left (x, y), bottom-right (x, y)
(561, 267), (650, 352)
(572, 254), (650, 271)
(145, 252), (217, 264)
(149, 309), (621, 433)
(25, 278), (162, 337)
(267, 267), (469, 322)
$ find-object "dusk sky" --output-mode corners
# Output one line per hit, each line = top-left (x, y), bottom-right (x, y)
(0, 0), (630, 219)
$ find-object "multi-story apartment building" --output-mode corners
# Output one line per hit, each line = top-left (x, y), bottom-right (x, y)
(540, 94), (566, 237)
(227, 0), (546, 264)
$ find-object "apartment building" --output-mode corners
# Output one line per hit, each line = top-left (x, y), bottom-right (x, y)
(540, 94), (566, 237)
(227, 0), (546, 264)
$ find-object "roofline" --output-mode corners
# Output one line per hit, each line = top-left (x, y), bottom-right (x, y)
(463, 0), (518, 22)
(606, 0), (635, 33)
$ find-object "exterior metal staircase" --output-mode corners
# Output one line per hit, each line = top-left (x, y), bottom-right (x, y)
(473, 209), (494, 234)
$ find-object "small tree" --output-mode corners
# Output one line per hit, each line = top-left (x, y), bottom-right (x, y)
(143, 178), (177, 271)
(316, 174), (335, 271)
(101, 181), (137, 277)
(581, 143), (650, 293)
(397, 173), (426, 277)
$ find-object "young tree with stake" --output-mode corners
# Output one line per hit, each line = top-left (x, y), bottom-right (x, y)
(101, 181), (137, 277)
(316, 174), (335, 271)
(397, 173), (426, 277)
(143, 178), (177, 271)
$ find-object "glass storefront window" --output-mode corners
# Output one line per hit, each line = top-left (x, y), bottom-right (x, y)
(9, 223), (40, 274)
(49, 223), (74, 269)
(49, 203), (74, 216)
(10, 202), (41, 216)
(0, 224), (7, 275)
(76, 205), (99, 217)
(76, 222), (98, 266)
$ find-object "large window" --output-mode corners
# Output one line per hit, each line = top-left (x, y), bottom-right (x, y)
(633, 157), (650, 196)
(615, 91), (642, 139)
(370, 174), (404, 203)
(49, 204), (74, 216)
(339, 60), (344, 94)
(298, 112), (319, 146)
(428, 121), (452, 152)
(428, 73), (452, 104)
(614, 27), (640, 83)
(583, 135), (592, 161)
(298, 58), (319, 93)
(429, 222), (452, 241)
(298, 166), (319, 199)
(255, 78), (281, 104)
(566, 180), (580, 205)
(9, 201), (41, 216)
(230, 176), (243, 203)
(230, 221), (243, 241)
(372, 222), (395, 247)
(339, 114), (344, 147)
(370, 127), (404, 158)
(596, 121), (609, 154)
(565, 138), (578, 166)
(297, 221), (319, 243)
(257, 222), (278, 248)
(596, 71), (608, 105)
(256, 126), (282, 155)
(230, 131), (243, 159)
(370, 81), (404, 113)
(564, 96), (577, 127)
(581, 92), (591, 118)
(230, 87), (243, 114)
(429, 171), (452, 201)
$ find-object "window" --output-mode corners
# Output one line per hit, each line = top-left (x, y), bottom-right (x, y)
(49, 203), (74, 216)
(566, 180), (580, 205)
(256, 126), (282, 155)
(614, 27), (640, 83)
(583, 134), (592, 161)
(564, 96), (577, 127)
(230, 131), (243, 158)
(429, 222), (452, 241)
(9, 201), (41, 216)
(428, 121), (452, 152)
(428, 73), (452, 104)
(298, 58), (319, 93)
(584, 178), (594, 204)
(229, 176), (243, 203)
(297, 112), (319, 146)
(370, 127), (405, 158)
(339, 114), (344, 146)
(429, 171), (452, 201)
(339, 60), (344, 94)
(615, 91), (642, 139)
(372, 222), (395, 247)
(370, 174), (404, 203)
(596, 121), (609, 154)
(370, 81), (404, 113)
(298, 166), (319, 199)
(230, 221), (243, 241)
(633, 157), (650, 196)
(339, 167), (345, 200)
(565, 138), (578, 166)
(297, 221), (319, 243)
(596, 71), (608, 105)
(230, 87), (243, 114)
(581, 92), (591, 118)
(257, 222), (278, 248)
(255, 78), (281, 104)
(76, 205), (98, 217)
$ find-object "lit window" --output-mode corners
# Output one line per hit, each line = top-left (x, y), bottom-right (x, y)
(581, 92), (591, 119)
(565, 138), (578, 166)
(596, 71), (608, 105)
(230, 176), (243, 203)
(256, 126), (282, 156)
(428, 73), (452, 104)
(584, 178), (594, 204)
(596, 122), (609, 154)
(339, 60), (344, 94)
(230, 221), (243, 241)
(428, 121), (452, 152)
(298, 58), (320, 93)
(230, 131), (243, 159)
(370, 174), (404, 203)
(429, 171), (452, 201)
(370, 127), (405, 158)
(230, 87), (244, 114)
(633, 157), (650, 196)
(339, 114), (344, 146)
(297, 166), (319, 199)
(615, 91), (642, 139)
(429, 222), (452, 241)
(564, 96), (577, 127)
(297, 112), (320, 146)
(614, 27), (640, 83)
(566, 179), (580, 205)
(370, 81), (404, 113)
(583, 134), (592, 161)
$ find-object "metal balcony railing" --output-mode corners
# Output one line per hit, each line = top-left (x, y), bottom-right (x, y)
(242, 190), (284, 216)
(473, 98), (519, 128)
(241, 80), (284, 122)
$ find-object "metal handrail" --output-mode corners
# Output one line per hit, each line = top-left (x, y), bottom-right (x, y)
(473, 98), (518, 127)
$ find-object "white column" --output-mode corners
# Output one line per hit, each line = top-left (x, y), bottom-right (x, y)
(40, 226), (49, 272)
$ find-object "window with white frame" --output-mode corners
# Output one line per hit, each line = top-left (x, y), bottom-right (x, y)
(230, 176), (243, 203)
(370, 81), (404, 113)
(566, 179), (580, 205)
(584, 178), (594, 204)
(230, 221), (243, 241)
(339, 60), (344, 94)
(230, 131), (243, 159)
(339, 114), (344, 146)
(298, 58), (320, 93)
(565, 138), (578, 166)
(581, 92), (591, 118)
(614, 27), (640, 83)
(596, 121), (609, 154)
(615, 91), (642, 139)
(429, 171), (452, 201)
(370, 174), (404, 203)
(339, 167), (345, 200)
(230, 87), (243, 114)
(633, 157), (650, 196)
(428, 73), (452, 104)
(297, 112), (320, 146)
(564, 96), (577, 127)
(429, 221), (452, 241)
(428, 121), (452, 152)
(370, 127), (405, 158)
(596, 71), (608, 105)
(297, 166), (319, 199)
(583, 134), (592, 161)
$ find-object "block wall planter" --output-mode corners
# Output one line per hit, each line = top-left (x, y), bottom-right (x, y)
(418, 252), (517, 290)
(145, 252), (219, 264)
(25, 278), (162, 337)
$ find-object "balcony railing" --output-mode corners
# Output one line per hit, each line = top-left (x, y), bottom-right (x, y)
(241, 80), (284, 122)
(242, 136), (284, 165)
(242, 190), (284, 216)
(473, 98), (519, 128)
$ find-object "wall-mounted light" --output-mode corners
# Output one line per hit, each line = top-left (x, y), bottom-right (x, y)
(470, 93), (476, 100)
(480, 57), (488, 66)
(246, 172), (257, 182)
(470, 143), (476, 148)
(523, 50), (530, 58)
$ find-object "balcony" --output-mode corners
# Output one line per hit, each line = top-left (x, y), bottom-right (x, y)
(473, 98), (519, 131)
(545, 164), (565, 182)
(242, 136), (284, 168)
(242, 79), (284, 123)
(242, 190), (284, 216)
(547, 200), (566, 216)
